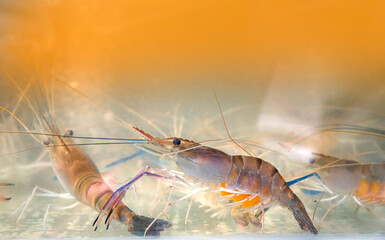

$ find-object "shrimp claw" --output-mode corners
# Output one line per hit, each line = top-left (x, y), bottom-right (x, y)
(93, 166), (172, 233)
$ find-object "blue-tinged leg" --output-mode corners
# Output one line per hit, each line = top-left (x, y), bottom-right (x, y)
(100, 150), (146, 172)
(287, 172), (317, 187)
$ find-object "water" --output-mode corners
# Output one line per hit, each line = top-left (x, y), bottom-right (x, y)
(0, 55), (384, 238)
(1, 0), (385, 239)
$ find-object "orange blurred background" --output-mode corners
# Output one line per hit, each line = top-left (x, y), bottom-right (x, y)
(1, 0), (385, 77)
(0, 0), (385, 120)
(1, 2), (385, 237)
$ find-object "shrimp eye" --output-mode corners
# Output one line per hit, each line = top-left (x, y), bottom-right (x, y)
(66, 130), (74, 136)
(308, 157), (315, 164)
(173, 138), (181, 146)
(43, 138), (51, 145)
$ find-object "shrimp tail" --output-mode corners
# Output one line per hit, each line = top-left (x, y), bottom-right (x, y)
(288, 194), (318, 235)
(129, 215), (171, 236)
(271, 171), (318, 234)
(95, 203), (170, 236)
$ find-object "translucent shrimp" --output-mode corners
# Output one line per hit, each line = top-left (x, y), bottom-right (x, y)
(279, 132), (385, 230)
(311, 154), (385, 205)
(295, 151), (385, 218)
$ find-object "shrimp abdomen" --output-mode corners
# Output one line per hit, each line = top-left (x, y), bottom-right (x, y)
(225, 155), (318, 234)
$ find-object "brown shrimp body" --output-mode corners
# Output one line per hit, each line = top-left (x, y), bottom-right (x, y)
(221, 155), (317, 234)
(139, 133), (318, 234)
(223, 156), (289, 207)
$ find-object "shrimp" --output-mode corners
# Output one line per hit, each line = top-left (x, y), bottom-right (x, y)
(0, 183), (13, 202)
(305, 153), (384, 214)
(0, 78), (170, 236)
(310, 153), (385, 202)
(42, 120), (170, 236)
(280, 141), (385, 228)
(93, 127), (318, 235)
(1, 107), (170, 235)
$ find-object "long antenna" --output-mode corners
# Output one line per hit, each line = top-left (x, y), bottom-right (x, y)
(211, 84), (253, 157)
(0, 105), (41, 144)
